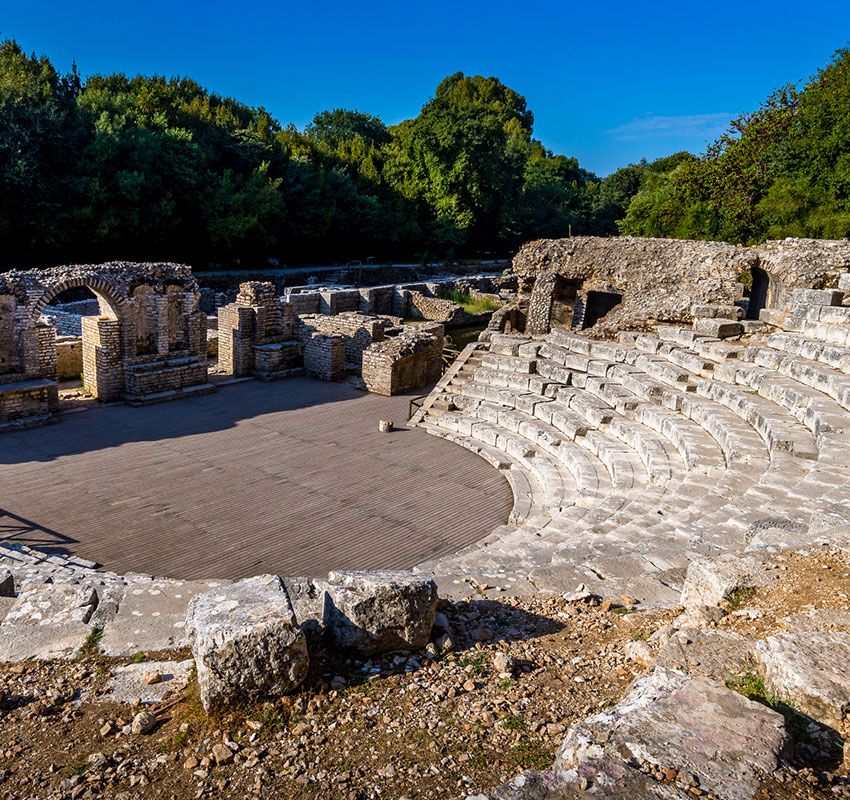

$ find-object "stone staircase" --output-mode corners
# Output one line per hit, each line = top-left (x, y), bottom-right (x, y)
(413, 294), (850, 604)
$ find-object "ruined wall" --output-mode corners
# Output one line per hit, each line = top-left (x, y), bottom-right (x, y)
(55, 337), (83, 380)
(361, 331), (443, 396)
(513, 236), (850, 335)
(0, 262), (211, 423)
(303, 333), (346, 381)
(297, 312), (389, 367)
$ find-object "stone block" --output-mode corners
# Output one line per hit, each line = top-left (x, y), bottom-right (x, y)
(103, 659), (194, 705)
(789, 288), (844, 307)
(554, 667), (790, 800)
(324, 570), (438, 655)
(680, 553), (770, 608)
(655, 629), (758, 681)
(756, 632), (850, 732)
(0, 578), (100, 661)
(0, 569), (12, 597)
(186, 574), (309, 712)
(693, 317), (743, 339)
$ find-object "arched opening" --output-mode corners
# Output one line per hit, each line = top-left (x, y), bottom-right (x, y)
(747, 267), (770, 320)
(582, 290), (623, 329)
(38, 285), (122, 405)
(551, 277), (582, 329)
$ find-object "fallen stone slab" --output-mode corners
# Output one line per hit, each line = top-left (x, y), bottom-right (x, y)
(0, 578), (100, 661)
(186, 574), (308, 713)
(655, 629), (757, 681)
(325, 570), (438, 655)
(680, 552), (778, 608)
(756, 632), (850, 733)
(99, 576), (230, 657)
(479, 759), (687, 799)
(554, 667), (790, 800)
(103, 659), (194, 705)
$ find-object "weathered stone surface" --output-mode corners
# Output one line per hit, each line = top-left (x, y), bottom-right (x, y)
(680, 553), (775, 608)
(186, 574), (309, 712)
(693, 317), (743, 338)
(281, 576), (330, 645)
(482, 760), (686, 799)
(325, 570), (438, 654)
(0, 569), (12, 597)
(756, 632), (850, 732)
(99, 576), (229, 657)
(655, 629), (757, 680)
(0, 578), (100, 661)
(130, 709), (157, 735)
(780, 608), (850, 633)
(554, 667), (789, 800)
(103, 659), (194, 705)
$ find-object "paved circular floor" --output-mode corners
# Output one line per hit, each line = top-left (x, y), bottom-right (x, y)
(0, 378), (512, 579)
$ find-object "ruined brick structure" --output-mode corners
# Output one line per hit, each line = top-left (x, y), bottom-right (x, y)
(0, 262), (212, 430)
(512, 236), (850, 336)
(361, 324), (444, 396)
(297, 312), (391, 369)
(217, 282), (303, 380)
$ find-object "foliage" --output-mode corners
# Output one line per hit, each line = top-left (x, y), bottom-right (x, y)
(620, 47), (850, 243)
(0, 41), (606, 266)
(444, 289), (501, 313)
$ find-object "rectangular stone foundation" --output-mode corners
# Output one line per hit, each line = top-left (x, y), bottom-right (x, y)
(0, 378), (58, 430)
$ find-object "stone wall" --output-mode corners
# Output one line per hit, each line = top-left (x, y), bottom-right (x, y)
(361, 330), (443, 396)
(297, 312), (390, 368)
(216, 282), (301, 380)
(303, 333), (346, 381)
(512, 236), (850, 335)
(55, 337), (83, 381)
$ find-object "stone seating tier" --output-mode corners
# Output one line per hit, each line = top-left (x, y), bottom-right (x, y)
(415, 307), (850, 604)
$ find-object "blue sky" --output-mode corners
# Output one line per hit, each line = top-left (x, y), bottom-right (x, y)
(2, 0), (848, 175)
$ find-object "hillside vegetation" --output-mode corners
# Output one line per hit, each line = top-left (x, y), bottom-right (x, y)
(0, 39), (617, 267)
(618, 47), (850, 243)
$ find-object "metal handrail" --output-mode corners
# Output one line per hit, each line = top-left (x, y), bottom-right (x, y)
(408, 394), (429, 420)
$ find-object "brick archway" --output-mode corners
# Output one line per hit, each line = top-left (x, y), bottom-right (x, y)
(29, 276), (128, 324)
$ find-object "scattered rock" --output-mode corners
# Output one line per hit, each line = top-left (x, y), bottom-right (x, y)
(130, 710), (157, 735)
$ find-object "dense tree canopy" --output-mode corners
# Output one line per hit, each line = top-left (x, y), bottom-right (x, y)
(0, 41), (613, 267)
(620, 48), (850, 243)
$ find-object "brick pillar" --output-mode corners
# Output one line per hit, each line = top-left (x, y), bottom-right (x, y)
(217, 305), (255, 376)
(82, 317), (124, 401)
(35, 323), (57, 380)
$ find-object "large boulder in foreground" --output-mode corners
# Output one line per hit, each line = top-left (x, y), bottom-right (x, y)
(555, 667), (789, 800)
(757, 632), (850, 733)
(186, 575), (308, 712)
(324, 570), (438, 655)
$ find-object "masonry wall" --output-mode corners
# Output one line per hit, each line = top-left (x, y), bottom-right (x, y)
(298, 312), (389, 367)
(361, 332), (442, 396)
(303, 333), (346, 381)
(55, 338), (83, 380)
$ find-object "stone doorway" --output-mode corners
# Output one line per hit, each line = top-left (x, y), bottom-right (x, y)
(582, 290), (622, 329)
(747, 267), (770, 320)
(551, 277), (582, 328)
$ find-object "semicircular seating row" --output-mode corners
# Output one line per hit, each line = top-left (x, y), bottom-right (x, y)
(414, 303), (850, 605)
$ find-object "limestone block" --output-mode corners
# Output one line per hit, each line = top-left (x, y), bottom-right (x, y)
(186, 575), (309, 712)
(103, 659), (194, 705)
(0, 569), (12, 597)
(0, 578), (100, 661)
(554, 667), (789, 800)
(789, 288), (844, 307)
(325, 570), (438, 655)
(691, 303), (744, 320)
(680, 553), (772, 608)
(655, 629), (758, 680)
(756, 632), (850, 732)
(281, 576), (330, 645)
(693, 317), (743, 338)
(839, 272), (850, 291)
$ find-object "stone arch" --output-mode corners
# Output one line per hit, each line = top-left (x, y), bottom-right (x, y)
(29, 276), (127, 324)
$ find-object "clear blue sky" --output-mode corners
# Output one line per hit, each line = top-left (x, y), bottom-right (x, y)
(2, 0), (848, 175)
